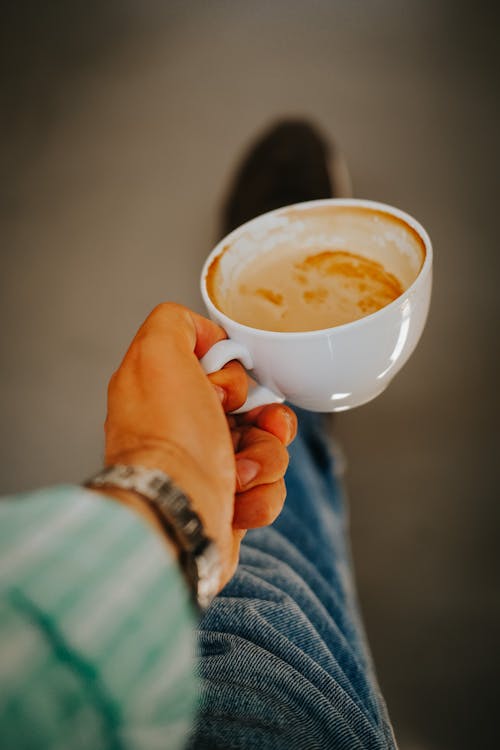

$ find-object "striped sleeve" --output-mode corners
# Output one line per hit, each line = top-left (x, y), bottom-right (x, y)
(0, 485), (198, 750)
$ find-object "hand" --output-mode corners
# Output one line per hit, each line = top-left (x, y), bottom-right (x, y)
(103, 303), (297, 591)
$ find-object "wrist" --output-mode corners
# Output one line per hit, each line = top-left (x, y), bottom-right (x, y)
(85, 464), (221, 610)
(104, 441), (221, 552)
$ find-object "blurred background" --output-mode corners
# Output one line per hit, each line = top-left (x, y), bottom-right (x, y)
(1, 1), (498, 748)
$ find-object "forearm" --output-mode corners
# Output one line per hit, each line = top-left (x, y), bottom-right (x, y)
(0, 485), (198, 750)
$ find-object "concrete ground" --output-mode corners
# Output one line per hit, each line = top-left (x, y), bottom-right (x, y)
(1, 2), (498, 748)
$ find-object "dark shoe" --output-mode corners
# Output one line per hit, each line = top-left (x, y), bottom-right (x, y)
(221, 118), (352, 237)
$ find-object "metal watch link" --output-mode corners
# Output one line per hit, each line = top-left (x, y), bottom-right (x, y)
(85, 464), (220, 610)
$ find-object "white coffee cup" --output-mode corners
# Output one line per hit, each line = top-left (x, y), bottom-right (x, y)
(200, 198), (432, 413)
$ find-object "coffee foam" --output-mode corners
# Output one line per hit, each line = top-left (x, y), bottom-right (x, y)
(206, 205), (425, 332)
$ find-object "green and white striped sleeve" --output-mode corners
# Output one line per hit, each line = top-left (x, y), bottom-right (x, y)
(0, 485), (198, 750)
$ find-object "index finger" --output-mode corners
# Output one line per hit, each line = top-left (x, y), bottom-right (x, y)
(137, 303), (228, 360)
(189, 310), (228, 359)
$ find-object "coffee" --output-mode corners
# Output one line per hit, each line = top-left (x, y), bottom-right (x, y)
(207, 205), (425, 333)
(219, 247), (404, 332)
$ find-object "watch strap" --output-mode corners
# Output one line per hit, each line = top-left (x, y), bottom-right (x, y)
(85, 464), (220, 610)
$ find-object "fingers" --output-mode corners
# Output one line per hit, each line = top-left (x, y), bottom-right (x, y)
(189, 309), (228, 359)
(231, 423), (291, 530)
(234, 427), (289, 492)
(208, 360), (248, 413)
(233, 480), (287, 529)
(138, 304), (250, 412)
(235, 404), (297, 446)
(134, 303), (228, 359)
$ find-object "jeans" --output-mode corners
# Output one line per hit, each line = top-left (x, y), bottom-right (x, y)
(188, 410), (396, 749)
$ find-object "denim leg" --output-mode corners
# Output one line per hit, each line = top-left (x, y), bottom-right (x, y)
(188, 409), (396, 750)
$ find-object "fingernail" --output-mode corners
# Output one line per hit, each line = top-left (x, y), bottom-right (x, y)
(236, 458), (260, 489)
(214, 385), (226, 405)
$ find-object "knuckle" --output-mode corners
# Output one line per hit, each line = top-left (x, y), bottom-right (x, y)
(247, 435), (289, 480)
(107, 369), (122, 398)
(275, 442), (290, 474)
(145, 302), (186, 329)
(144, 303), (166, 327)
(153, 301), (183, 317)
(260, 507), (276, 526)
(124, 337), (150, 373)
(256, 499), (276, 527)
(264, 480), (286, 526)
(263, 481), (287, 524)
(278, 478), (287, 503)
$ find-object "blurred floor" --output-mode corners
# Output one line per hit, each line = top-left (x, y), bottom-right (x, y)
(1, 2), (498, 748)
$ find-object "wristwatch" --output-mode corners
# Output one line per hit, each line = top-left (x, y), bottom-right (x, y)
(85, 464), (221, 611)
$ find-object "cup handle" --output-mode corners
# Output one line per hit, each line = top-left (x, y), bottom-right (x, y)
(200, 339), (284, 414)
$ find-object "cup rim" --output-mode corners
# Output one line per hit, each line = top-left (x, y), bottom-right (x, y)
(200, 197), (433, 339)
